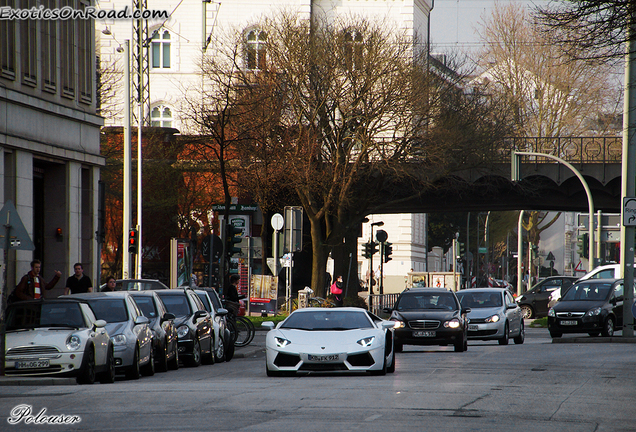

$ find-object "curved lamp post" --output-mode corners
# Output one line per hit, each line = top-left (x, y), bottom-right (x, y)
(512, 151), (595, 273)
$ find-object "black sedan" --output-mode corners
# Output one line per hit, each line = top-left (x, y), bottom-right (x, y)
(383, 288), (470, 352)
(129, 291), (180, 372)
(154, 289), (214, 367)
(548, 279), (628, 338)
(516, 276), (578, 319)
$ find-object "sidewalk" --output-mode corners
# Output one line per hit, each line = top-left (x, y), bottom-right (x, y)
(233, 328), (266, 358)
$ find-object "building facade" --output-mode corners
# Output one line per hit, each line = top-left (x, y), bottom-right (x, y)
(0, 0), (104, 295)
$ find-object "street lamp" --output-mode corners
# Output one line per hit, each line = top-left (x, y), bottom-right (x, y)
(369, 221), (384, 295)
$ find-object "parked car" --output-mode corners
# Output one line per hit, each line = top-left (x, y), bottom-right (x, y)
(129, 290), (180, 372)
(383, 287), (469, 352)
(548, 264), (620, 309)
(65, 292), (155, 379)
(548, 278), (631, 338)
(262, 307), (395, 376)
(516, 276), (578, 318)
(154, 289), (214, 367)
(456, 288), (525, 345)
(201, 287), (236, 361)
(99, 278), (169, 292)
(4, 299), (115, 384)
(194, 289), (232, 363)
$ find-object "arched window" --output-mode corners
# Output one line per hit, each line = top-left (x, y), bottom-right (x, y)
(246, 29), (267, 70)
(151, 30), (171, 69)
(344, 31), (364, 71)
(150, 105), (173, 127)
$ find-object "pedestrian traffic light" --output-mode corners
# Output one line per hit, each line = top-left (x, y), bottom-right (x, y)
(576, 233), (589, 258)
(383, 242), (393, 263)
(128, 228), (138, 254)
(225, 223), (242, 258)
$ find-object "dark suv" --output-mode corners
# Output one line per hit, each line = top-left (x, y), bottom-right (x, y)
(383, 288), (470, 352)
(516, 276), (578, 319)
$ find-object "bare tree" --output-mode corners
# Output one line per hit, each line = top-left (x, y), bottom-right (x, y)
(476, 3), (621, 138)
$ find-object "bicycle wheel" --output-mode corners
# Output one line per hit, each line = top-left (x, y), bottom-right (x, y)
(234, 317), (252, 347)
(237, 316), (255, 345)
(226, 319), (237, 343)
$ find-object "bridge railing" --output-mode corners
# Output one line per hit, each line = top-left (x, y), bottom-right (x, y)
(502, 137), (621, 165)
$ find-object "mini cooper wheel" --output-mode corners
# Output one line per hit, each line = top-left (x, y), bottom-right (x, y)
(77, 345), (96, 385)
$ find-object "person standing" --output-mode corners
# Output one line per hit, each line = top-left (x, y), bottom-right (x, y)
(14, 259), (62, 301)
(103, 276), (117, 291)
(330, 275), (344, 307)
(65, 262), (93, 295)
(225, 274), (241, 316)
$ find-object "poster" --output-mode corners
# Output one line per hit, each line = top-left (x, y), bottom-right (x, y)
(250, 274), (278, 314)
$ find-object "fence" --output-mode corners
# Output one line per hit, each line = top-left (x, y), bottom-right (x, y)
(368, 293), (399, 317)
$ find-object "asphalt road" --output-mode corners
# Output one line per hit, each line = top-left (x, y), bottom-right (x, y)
(1, 324), (635, 432)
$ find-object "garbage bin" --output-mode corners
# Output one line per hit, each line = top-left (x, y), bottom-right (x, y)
(298, 287), (313, 309)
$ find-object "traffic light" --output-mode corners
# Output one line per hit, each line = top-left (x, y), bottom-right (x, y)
(225, 223), (242, 258)
(383, 242), (393, 263)
(128, 228), (138, 254)
(457, 242), (465, 259)
(576, 233), (589, 258)
(362, 241), (379, 259)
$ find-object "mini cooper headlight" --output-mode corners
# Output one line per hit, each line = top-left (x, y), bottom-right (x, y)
(357, 336), (375, 347)
(393, 321), (405, 329)
(111, 334), (127, 346)
(548, 308), (555, 317)
(585, 307), (601, 317)
(274, 337), (291, 348)
(485, 314), (501, 323)
(177, 325), (190, 338)
(66, 334), (82, 351)
(444, 319), (461, 329)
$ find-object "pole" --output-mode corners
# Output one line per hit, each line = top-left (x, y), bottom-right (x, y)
(596, 210), (602, 265)
(369, 227), (374, 295)
(620, 12), (636, 338)
(345, 252), (353, 298)
(514, 151), (595, 271)
(122, 40), (132, 279)
(517, 210), (524, 296)
(0, 220), (11, 375)
(466, 212), (470, 287)
(379, 243), (384, 295)
(136, 33), (143, 279)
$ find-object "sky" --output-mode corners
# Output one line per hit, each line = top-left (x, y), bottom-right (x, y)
(430, 0), (551, 61)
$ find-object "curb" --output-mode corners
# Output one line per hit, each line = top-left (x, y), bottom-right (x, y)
(552, 336), (636, 344)
(0, 377), (76, 386)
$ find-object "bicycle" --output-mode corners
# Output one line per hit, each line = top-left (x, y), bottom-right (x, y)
(225, 308), (255, 347)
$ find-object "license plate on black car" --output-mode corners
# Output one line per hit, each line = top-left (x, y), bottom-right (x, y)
(308, 354), (339, 362)
(413, 330), (435, 337)
(468, 325), (479, 331)
(560, 320), (577, 326)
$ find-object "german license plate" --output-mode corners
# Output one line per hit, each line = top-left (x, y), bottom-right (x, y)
(15, 360), (50, 369)
(307, 354), (339, 362)
(468, 325), (479, 331)
(413, 330), (436, 337)
(560, 320), (577, 326)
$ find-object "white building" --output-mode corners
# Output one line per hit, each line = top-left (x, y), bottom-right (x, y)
(0, 2), (104, 293)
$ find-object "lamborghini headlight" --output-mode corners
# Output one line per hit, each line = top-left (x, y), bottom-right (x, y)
(357, 336), (375, 347)
(274, 337), (291, 348)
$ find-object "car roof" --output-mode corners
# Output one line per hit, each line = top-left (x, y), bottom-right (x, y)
(66, 292), (132, 299)
(8, 298), (88, 305)
(575, 278), (622, 284)
(456, 287), (508, 293)
(153, 288), (189, 295)
(403, 287), (453, 294)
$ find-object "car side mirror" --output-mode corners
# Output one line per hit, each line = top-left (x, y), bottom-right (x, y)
(94, 319), (107, 329)
(262, 321), (275, 330)
(193, 310), (208, 322)
(134, 315), (150, 325)
(161, 312), (176, 322)
(507, 303), (517, 310)
(216, 308), (229, 316)
(462, 307), (471, 314)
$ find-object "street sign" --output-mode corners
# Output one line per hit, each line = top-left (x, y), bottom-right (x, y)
(271, 213), (284, 231)
(623, 198), (636, 226)
(0, 200), (35, 251)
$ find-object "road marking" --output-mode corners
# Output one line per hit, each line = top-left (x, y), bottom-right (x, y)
(364, 414), (382, 422)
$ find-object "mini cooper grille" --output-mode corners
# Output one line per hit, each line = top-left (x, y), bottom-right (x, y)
(409, 320), (440, 330)
(5, 365), (63, 375)
(274, 353), (301, 367)
(7, 346), (60, 356)
(556, 312), (585, 318)
(347, 352), (374, 367)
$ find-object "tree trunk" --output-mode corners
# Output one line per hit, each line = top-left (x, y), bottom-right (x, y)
(309, 216), (329, 297)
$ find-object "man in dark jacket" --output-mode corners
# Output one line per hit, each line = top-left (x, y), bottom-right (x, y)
(14, 259), (62, 300)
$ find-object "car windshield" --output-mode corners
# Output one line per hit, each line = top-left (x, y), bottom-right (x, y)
(158, 294), (192, 317)
(396, 293), (457, 311)
(87, 299), (128, 323)
(6, 302), (86, 330)
(561, 282), (612, 302)
(456, 291), (502, 308)
(132, 296), (158, 319)
(280, 310), (373, 330)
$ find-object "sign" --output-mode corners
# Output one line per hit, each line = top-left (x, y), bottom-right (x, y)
(271, 213), (284, 231)
(0, 200), (35, 251)
(478, 247), (487, 253)
(623, 198), (636, 226)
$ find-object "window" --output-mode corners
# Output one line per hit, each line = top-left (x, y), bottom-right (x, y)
(344, 31), (364, 71)
(151, 30), (171, 69)
(60, 0), (75, 98)
(245, 29), (266, 70)
(40, 0), (56, 91)
(20, 0), (37, 85)
(0, 0), (16, 79)
(151, 105), (173, 127)
(78, 0), (92, 103)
